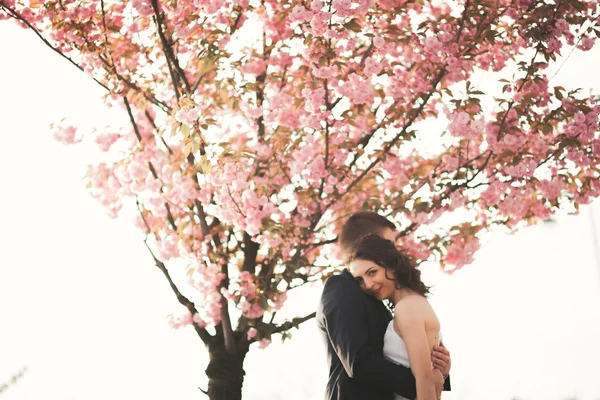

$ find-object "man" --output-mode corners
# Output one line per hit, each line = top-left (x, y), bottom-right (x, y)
(317, 211), (451, 400)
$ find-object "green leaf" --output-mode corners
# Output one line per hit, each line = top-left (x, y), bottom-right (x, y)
(414, 201), (429, 214)
(183, 141), (192, 157)
(181, 124), (191, 139)
(186, 266), (195, 279)
(554, 87), (564, 100)
(258, 297), (270, 311)
(281, 332), (292, 343)
(343, 19), (361, 32)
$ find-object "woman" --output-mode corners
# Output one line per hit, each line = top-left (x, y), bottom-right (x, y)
(347, 234), (444, 400)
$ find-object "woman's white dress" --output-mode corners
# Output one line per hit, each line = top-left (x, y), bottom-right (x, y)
(383, 320), (441, 400)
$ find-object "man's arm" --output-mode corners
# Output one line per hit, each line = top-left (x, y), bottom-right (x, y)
(321, 275), (417, 399)
(432, 342), (452, 391)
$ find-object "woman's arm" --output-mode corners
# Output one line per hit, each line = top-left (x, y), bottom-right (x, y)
(395, 298), (437, 400)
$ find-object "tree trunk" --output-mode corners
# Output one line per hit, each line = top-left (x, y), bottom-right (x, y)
(205, 340), (249, 400)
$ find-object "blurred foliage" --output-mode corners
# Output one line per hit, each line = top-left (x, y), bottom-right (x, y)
(0, 366), (27, 396)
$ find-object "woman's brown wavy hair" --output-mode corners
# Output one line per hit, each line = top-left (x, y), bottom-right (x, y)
(347, 234), (430, 297)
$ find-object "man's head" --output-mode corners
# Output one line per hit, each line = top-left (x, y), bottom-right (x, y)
(338, 211), (397, 259)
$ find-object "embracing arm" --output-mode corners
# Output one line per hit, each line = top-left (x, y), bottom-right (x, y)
(433, 342), (452, 391)
(321, 275), (417, 399)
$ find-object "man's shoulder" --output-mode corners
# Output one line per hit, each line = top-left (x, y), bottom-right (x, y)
(320, 269), (366, 306)
(323, 269), (356, 290)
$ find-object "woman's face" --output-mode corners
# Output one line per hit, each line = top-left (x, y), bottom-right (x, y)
(349, 258), (395, 301)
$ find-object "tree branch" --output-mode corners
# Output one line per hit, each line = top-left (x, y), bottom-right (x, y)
(150, 0), (191, 95)
(242, 232), (260, 274)
(271, 312), (316, 335)
(342, 68), (447, 196)
(455, 0), (471, 44)
(220, 264), (237, 355)
(0, 3), (110, 91)
(0, 3), (171, 112)
(124, 96), (178, 232)
(0, 366), (27, 395)
(143, 239), (212, 344)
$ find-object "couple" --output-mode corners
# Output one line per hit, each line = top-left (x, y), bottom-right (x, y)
(317, 212), (452, 400)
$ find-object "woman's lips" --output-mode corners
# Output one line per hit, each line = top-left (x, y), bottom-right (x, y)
(372, 287), (382, 298)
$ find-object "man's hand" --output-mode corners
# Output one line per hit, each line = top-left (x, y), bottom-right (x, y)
(432, 368), (444, 400)
(432, 340), (451, 377)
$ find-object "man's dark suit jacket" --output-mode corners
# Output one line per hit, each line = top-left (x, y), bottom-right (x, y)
(317, 269), (451, 400)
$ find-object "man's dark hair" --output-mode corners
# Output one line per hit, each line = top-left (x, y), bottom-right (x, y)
(338, 211), (396, 258)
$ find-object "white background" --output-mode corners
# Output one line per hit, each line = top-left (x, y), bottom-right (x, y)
(1, 20), (600, 400)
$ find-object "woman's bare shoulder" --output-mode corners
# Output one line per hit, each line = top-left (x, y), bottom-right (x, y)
(394, 295), (430, 319)
(395, 294), (430, 309)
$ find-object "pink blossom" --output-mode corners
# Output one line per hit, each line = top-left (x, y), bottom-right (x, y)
(373, 36), (385, 49)
(127, 160), (148, 181)
(481, 179), (505, 206)
(52, 125), (81, 145)
(271, 291), (287, 311)
(241, 300), (265, 319)
(337, 73), (374, 105)
(537, 178), (562, 200)
(258, 338), (271, 349)
(309, 12), (330, 37)
(364, 57), (383, 76)
(220, 287), (236, 301)
(302, 87), (326, 113)
(193, 313), (207, 328)
(498, 194), (529, 219)
(131, 0), (153, 17)
(423, 36), (443, 56)
(240, 281), (256, 299)
(168, 311), (194, 329)
(441, 154), (459, 171)
(554, 19), (569, 35)
(247, 327), (258, 340)
(158, 234), (180, 261)
(312, 65), (337, 79)
(240, 60), (267, 77)
(174, 106), (200, 126)
(502, 133), (526, 151)
(332, 0), (354, 17)
(577, 36), (595, 52)
(447, 112), (483, 139)
(240, 271), (252, 281)
(95, 132), (120, 152)
(443, 236), (480, 271)
(531, 200), (551, 220)
(288, 5), (312, 23)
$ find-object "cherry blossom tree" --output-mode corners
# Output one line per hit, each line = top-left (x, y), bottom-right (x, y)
(1, 0), (599, 398)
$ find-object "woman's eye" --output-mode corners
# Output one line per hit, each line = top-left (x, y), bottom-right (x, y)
(369, 270), (376, 276)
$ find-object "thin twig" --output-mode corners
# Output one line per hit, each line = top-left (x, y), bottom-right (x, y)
(271, 312), (317, 334)
(143, 238), (212, 344)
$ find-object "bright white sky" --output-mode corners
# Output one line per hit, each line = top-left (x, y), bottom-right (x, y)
(1, 20), (600, 400)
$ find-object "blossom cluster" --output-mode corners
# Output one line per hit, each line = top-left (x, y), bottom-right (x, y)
(5, 0), (599, 350)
